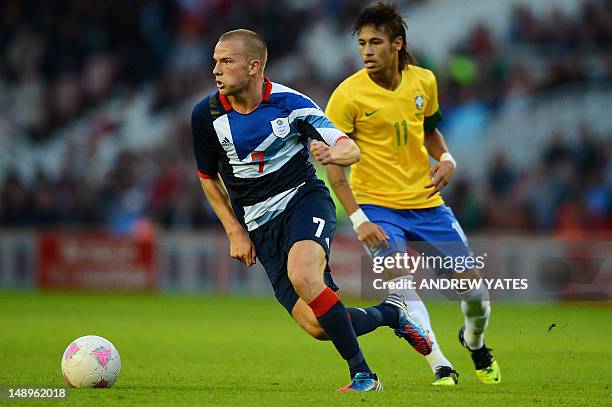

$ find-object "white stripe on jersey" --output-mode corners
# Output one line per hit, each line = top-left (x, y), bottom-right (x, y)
(287, 107), (346, 146)
(253, 131), (280, 152)
(288, 107), (323, 123)
(212, 115), (245, 174)
(270, 83), (322, 109)
(243, 182), (305, 231)
(259, 142), (304, 174)
(313, 127), (347, 147)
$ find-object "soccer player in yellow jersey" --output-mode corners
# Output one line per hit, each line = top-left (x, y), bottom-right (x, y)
(325, 3), (500, 385)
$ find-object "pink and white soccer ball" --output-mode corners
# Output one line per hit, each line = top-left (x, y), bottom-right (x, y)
(61, 335), (121, 388)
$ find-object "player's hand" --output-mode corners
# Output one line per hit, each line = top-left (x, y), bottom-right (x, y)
(425, 160), (455, 198)
(310, 140), (332, 165)
(357, 221), (390, 249)
(228, 229), (257, 267)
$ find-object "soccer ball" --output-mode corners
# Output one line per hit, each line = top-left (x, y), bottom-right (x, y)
(61, 335), (121, 388)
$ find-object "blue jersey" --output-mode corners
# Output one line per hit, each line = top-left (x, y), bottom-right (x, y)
(191, 78), (347, 231)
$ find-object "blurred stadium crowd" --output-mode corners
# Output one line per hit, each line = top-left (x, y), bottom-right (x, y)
(0, 0), (610, 235)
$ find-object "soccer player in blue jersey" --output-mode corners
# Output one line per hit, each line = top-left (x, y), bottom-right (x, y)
(191, 29), (432, 392)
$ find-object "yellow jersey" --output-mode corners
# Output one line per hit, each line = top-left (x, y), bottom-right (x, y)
(325, 65), (444, 209)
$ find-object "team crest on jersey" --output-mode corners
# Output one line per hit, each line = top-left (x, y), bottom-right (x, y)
(415, 95), (424, 110)
(271, 117), (291, 138)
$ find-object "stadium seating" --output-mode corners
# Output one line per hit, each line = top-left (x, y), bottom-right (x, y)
(0, 0), (609, 233)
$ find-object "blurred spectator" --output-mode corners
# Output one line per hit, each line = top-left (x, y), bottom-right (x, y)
(543, 131), (572, 167)
(573, 123), (599, 173)
(488, 152), (514, 199)
(0, 172), (31, 225)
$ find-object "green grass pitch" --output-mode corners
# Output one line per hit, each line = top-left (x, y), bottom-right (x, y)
(0, 292), (610, 406)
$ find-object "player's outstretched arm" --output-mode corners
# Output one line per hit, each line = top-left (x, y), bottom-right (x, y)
(310, 138), (360, 166)
(200, 176), (256, 267)
(326, 164), (389, 248)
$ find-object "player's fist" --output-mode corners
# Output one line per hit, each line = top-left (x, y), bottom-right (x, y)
(310, 140), (333, 165)
(228, 228), (257, 267)
(425, 160), (455, 198)
(357, 221), (390, 249)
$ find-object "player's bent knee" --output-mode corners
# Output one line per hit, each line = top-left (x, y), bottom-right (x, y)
(288, 273), (325, 302)
(287, 241), (327, 299)
(288, 241), (326, 272)
(287, 270), (319, 289)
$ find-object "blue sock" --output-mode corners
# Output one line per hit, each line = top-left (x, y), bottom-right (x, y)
(309, 287), (372, 378)
(347, 304), (399, 336)
(373, 303), (399, 328)
(347, 307), (383, 336)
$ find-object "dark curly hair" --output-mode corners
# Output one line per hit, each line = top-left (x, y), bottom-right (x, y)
(353, 2), (417, 71)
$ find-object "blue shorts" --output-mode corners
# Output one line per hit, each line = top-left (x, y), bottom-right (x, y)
(361, 204), (473, 272)
(250, 181), (339, 314)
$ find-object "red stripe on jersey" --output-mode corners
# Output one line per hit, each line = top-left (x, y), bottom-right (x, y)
(336, 135), (350, 142)
(197, 170), (214, 179)
(308, 287), (339, 317)
(262, 77), (272, 101)
(219, 94), (232, 111)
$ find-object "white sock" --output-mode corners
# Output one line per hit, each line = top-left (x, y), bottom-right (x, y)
(459, 286), (491, 350)
(389, 276), (453, 372)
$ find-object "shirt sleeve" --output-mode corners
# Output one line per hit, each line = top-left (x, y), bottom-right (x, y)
(423, 71), (443, 132)
(325, 86), (357, 135)
(286, 92), (349, 147)
(191, 100), (220, 179)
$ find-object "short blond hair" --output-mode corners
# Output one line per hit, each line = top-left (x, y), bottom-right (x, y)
(219, 29), (268, 72)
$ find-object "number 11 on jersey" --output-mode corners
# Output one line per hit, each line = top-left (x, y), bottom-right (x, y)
(394, 120), (408, 145)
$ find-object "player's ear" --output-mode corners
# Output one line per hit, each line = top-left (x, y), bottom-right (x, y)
(248, 59), (261, 76)
(392, 35), (403, 51)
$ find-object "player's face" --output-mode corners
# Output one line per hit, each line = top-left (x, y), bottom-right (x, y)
(212, 39), (251, 96)
(357, 25), (402, 74)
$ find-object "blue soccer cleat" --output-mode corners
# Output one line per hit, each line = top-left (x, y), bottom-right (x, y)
(384, 293), (433, 356)
(336, 372), (382, 392)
